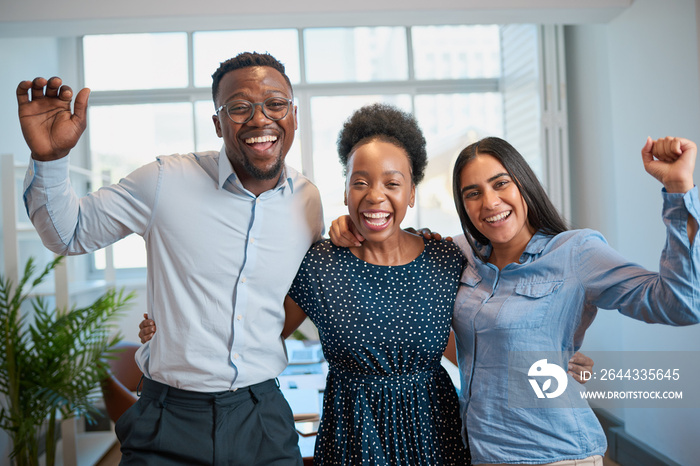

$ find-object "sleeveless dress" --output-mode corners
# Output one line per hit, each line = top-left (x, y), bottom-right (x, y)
(288, 238), (470, 465)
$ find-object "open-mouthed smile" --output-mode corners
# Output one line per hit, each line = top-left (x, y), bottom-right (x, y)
(362, 211), (391, 230)
(484, 210), (512, 223)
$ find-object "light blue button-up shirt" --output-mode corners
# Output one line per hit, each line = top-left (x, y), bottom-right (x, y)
(452, 188), (700, 464)
(23, 148), (324, 391)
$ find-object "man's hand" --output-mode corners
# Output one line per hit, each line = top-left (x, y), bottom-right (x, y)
(568, 352), (594, 384)
(17, 76), (90, 161)
(329, 215), (364, 247)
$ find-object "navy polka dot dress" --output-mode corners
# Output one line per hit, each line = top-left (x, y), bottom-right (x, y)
(288, 238), (470, 465)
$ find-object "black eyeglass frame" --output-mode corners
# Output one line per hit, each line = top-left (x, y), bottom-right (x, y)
(215, 97), (293, 124)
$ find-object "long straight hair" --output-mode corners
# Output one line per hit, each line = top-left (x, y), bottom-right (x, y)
(452, 137), (568, 262)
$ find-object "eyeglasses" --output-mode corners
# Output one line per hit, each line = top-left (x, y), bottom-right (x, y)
(216, 97), (293, 124)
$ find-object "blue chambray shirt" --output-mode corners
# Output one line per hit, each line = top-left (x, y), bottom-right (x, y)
(23, 147), (324, 391)
(452, 187), (700, 464)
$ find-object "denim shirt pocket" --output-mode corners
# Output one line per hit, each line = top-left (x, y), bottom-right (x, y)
(495, 280), (563, 329)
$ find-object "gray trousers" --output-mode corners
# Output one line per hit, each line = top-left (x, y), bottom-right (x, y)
(116, 377), (303, 466)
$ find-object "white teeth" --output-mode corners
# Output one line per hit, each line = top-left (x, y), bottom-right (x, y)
(363, 212), (390, 226)
(363, 212), (390, 219)
(245, 135), (277, 144)
(485, 211), (511, 223)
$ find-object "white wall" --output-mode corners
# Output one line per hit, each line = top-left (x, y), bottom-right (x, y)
(566, 0), (700, 464)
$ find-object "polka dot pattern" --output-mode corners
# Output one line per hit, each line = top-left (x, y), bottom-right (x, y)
(289, 238), (470, 465)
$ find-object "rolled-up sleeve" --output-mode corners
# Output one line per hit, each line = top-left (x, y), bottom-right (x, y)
(579, 187), (700, 325)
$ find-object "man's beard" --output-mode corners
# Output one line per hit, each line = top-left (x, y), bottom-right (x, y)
(243, 154), (285, 181)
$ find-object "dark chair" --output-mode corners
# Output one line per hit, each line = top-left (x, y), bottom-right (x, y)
(101, 341), (142, 423)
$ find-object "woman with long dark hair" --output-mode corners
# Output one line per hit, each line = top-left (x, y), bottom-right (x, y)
(450, 136), (699, 465)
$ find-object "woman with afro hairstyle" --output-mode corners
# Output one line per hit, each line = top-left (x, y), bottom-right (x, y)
(282, 103), (470, 465)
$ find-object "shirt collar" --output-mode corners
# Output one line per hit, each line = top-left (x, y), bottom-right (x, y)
(217, 145), (294, 194)
(522, 230), (550, 257)
(475, 230), (550, 263)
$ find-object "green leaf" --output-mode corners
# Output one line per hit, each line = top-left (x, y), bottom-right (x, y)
(0, 257), (134, 465)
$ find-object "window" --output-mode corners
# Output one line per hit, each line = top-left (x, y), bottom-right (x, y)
(83, 33), (189, 90)
(303, 27), (408, 82)
(84, 24), (548, 272)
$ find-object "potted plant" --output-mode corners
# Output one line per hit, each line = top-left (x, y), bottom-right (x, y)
(0, 256), (133, 466)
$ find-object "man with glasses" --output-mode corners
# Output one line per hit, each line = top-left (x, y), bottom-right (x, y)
(17, 52), (323, 465)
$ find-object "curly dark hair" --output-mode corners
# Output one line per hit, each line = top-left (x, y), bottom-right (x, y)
(211, 52), (293, 105)
(337, 103), (427, 185)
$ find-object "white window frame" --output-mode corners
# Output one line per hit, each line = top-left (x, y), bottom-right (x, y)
(80, 23), (569, 279)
